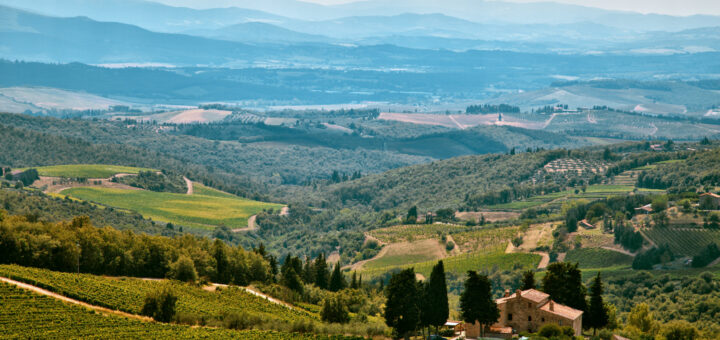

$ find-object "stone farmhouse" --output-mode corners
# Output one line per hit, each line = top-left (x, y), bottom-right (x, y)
(465, 289), (583, 338)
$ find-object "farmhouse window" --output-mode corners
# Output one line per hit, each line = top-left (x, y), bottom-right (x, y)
(528, 316), (532, 322)
(508, 313), (513, 321)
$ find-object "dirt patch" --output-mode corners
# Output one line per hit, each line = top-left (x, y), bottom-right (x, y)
(517, 223), (556, 251)
(232, 215), (257, 233)
(326, 251), (341, 265)
(183, 176), (193, 195)
(455, 211), (521, 223)
(352, 239), (446, 271)
(33, 176), (140, 194)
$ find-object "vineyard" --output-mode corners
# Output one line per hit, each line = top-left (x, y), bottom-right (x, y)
(0, 265), (315, 323)
(642, 228), (720, 257)
(451, 226), (520, 253)
(16, 164), (156, 178)
(488, 184), (663, 210)
(359, 251), (540, 278)
(564, 248), (633, 269)
(0, 282), (357, 340)
(368, 224), (468, 243)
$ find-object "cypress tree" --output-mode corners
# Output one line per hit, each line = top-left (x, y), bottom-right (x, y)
(521, 270), (536, 290)
(427, 261), (449, 334)
(302, 257), (314, 283)
(350, 271), (358, 289)
(384, 268), (419, 340)
(314, 253), (329, 289)
(329, 263), (346, 292)
(460, 271), (499, 338)
(586, 273), (609, 334)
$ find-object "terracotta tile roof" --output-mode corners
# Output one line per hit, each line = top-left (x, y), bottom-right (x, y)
(539, 301), (583, 320)
(496, 289), (549, 304)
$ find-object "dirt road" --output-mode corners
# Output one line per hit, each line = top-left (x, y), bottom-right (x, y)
(0, 276), (152, 322)
(183, 176), (193, 195)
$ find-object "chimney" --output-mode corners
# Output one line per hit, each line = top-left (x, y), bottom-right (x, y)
(504, 289), (510, 298)
(549, 301), (554, 312)
(516, 289), (522, 298)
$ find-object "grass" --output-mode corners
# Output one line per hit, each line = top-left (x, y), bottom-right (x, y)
(362, 239), (445, 270)
(487, 184), (664, 210)
(564, 248), (633, 269)
(17, 164), (156, 178)
(61, 187), (283, 230)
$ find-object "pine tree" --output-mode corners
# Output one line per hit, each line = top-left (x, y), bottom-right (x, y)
(542, 262), (587, 312)
(384, 268), (419, 340)
(329, 263), (346, 292)
(427, 261), (449, 334)
(460, 271), (499, 338)
(302, 257), (314, 283)
(586, 273), (608, 334)
(521, 270), (536, 290)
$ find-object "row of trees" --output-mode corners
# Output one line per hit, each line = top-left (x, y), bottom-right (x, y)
(384, 262), (449, 339)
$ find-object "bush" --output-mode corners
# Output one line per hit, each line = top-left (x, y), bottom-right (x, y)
(168, 255), (198, 283)
(320, 295), (350, 324)
(445, 241), (455, 251)
(141, 287), (177, 322)
(538, 323), (563, 337)
(660, 320), (699, 340)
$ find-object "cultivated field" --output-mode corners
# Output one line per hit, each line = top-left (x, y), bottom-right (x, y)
(642, 228), (720, 257)
(0, 265), (314, 323)
(454, 211), (521, 223)
(17, 164), (156, 178)
(564, 248), (633, 269)
(361, 239), (447, 270)
(61, 187), (282, 230)
(368, 223), (468, 243)
(452, 226), (520, 253)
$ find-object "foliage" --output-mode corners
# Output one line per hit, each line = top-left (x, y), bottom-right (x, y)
(586, 274), (609, 332)
(328, 264), (346, 292)
(660, 320), (700, 340)
(538, 323), (563, 337)
(564, 248), (633, 269)
(384, 268), (419, 339)
(0, 214), (270, 283)
(542, 262), (587, 312)
(692, 244), (720, 268)
(632, 245), (675, 270)
(142, 287), (178, 322)
(168, 255), (199, 283)
(522, 270), (536, 290)
(643, 228), (720, 257)
(117, 170), (186, 193)
(321, 295), (350, 324)
(460, 271), (498, 338)
(426, 261), (449, 331)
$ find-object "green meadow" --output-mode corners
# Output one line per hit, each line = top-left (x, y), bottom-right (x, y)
(18, 164), (156, 178)
(61, 186), (283, 230)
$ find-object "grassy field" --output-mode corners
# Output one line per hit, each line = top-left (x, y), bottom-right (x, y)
(362, 239), (446, 270)
(61, 187), (283, 230)
(0, 265), (315, 323)
(17, 164), (156, 178)
(368, 224), (468, 243)
(359, 250), (540, 278)
(487, 184), (664, 210)
(642, 228), (720, 257)
(565, 248), (633, 269)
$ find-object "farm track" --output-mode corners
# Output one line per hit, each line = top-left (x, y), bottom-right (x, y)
(601, 246), (636, 257)
(0, 276), (152, 322)
(232, 215), (257, 233)
(203, 283), (298, 311)
(534, 252), (550, 269)
(183, 176), (193, 195)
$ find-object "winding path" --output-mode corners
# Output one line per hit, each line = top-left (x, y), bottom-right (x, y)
(183, 176), (193, 195)
(0, 276), (152, 322)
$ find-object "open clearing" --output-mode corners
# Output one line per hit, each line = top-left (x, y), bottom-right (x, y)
(61, 186), (283, 230)
(360, 239), (447, 270)
(118, 109), (232, 124)
(455, 211), (521, 223)
(378, 112), (544, 130)
(18, 164), (156, 178)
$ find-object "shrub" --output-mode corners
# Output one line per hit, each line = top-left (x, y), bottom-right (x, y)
(446, 241), (455, 251)
(321, 295), (350, 324)
(168, 255), (198, 283)
(141, 287), (177, 322)
(538, 323), (563, 337)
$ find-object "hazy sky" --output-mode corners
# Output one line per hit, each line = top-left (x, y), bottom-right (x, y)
(303, 0), (720, 16)
(154, 0), (720, 16)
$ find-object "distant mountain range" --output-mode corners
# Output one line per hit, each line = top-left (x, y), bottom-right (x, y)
(1, 0), (719, 54)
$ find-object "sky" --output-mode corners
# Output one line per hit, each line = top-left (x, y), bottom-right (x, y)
(153, 0), (720, 16)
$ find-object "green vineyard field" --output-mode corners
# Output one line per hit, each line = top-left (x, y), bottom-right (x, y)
(642, 228), (720, 257)
(0, 265), (315, 323)
(0, 282), (356, 339)
(564, 248), (633, 269)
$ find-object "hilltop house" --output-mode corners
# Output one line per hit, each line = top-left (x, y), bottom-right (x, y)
(700, 193), (720, 210)
(579, 219), (594, 229)
(465, 289), (583, 339)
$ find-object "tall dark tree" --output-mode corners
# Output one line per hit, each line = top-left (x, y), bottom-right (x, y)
(384, 268), (420, 340)
(314, 253), (329, 289)
(321, 295), (350, 324)
(302, 257), (314, 283)
(460, 271), (499, 338)
(586, 273), (609, 334)
(521, 270), (536, 290)
(406, 206), (418, 224)
(418, 281), (431, 338)
(329, 263), (346, 292)
(427, 261), (449, 334)
(542, 262), (587, 312)
(350, 271), (358, 289)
